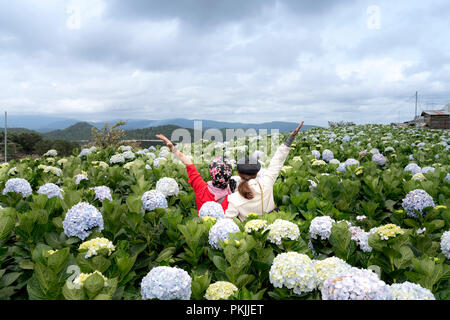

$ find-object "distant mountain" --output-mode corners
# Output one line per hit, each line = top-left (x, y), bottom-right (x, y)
(6, 115), (316, 132)
(43, 122), (95, 141)
(2, 115), (80, 132)
(0, 127), (38, 135)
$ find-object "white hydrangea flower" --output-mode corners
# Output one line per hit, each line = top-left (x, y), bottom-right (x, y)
(199, 201), (225, 220)
(119, 145), (132, 152)
(90, 186), (112, 202)
(309, 216), (335, 240)
(412, 173), (426, 181)
(37, 183), (64, 199)
(74, 174), (88, 185)
(329, 159), (340, 165)
(79, 237), (115, 259)
(156, 177), (179, 197)
(269, 252), (319, 295)
(208, 218), (240, 250)
(441, 231), (450, 259)
(141, 266), (191, 300)
(123, 150), (135, 160)
(321, 268), (393, 300)
(205, 281), (238, 300)
(313, 257), (352, 289)
(312, 160), (326, 166)
(44, 149), (58, 157)
(110, 154), (125, 164)
(265, 219), (300, 246)
(244, 219), (267, 233)
(73, 270), (108, 288)
(390, 282), (435, 300)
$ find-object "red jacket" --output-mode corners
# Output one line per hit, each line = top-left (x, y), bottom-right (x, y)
(186, 164), (229, 214)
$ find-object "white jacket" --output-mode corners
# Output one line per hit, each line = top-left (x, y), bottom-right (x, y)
(225, 144), (290, 221)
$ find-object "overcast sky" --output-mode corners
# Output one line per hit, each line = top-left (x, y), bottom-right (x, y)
(1, 0), (449, 126)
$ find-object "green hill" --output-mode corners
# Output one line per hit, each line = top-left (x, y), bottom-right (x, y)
(43, 122), (95, 141)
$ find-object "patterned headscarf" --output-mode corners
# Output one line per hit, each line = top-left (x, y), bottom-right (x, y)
(208, 156), (233, 189)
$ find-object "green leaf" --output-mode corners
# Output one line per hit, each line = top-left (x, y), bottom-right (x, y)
(62, 282), (85, 300)
(223, 245), (239, 264)
(155, 247), (176, 263)
(83, 273), (105, 299)
(27, 276), (47, 300)
(212, 256), (228, 273)
(47, 248), (70, 274)
(0, 209), (16, 240)
(89, 256), (111, 273)
(19, 260), (34, 270)
(393, 246), (414, 269)
(0, 272), (22, 287)
(329, 221), (351, 258)
(34, 263), (59, 294)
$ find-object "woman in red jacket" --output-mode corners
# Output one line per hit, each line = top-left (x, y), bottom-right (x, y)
(155, 134), (235, 213)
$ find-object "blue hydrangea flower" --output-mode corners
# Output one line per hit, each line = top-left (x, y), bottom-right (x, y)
(441, 231), (450, 259)
(311, 150), (321, 160)
(75, 174), (88, 185)
(344, 158), (359, 167)
(321, 268), (393, 300)
(90, 186), (112, 202)
(322, 149), (334, 163)
(199, 201), (225, 220)
(141, 266), (191, 300)
(153, 157), (166, 167)
(421, 166), (435, 174)
(401, 189), (435, 218)
(408, 155), (414, 161)
(37, 183), (64, 199)
(141, 190), (168, 211)
(309, 216), (335, 240)
(372, 153), (386, 166)
(62, 202), (104, 240)
(445, 173), (450, 183)
(3, 178), (32, 197)
(336, 164), (346, 173)
(404, 163), (421, 175)
(342, 135), (350, 142)
(208, 218), (240, 250)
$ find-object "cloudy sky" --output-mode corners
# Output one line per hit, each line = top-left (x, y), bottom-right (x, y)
(1, 0), (449, 126)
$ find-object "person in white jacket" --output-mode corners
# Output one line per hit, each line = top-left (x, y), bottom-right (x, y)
(225, 121), (304, 221)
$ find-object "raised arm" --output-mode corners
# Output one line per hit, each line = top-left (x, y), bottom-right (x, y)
(261, 121), (304, 185)
(155, 134), (193, 166)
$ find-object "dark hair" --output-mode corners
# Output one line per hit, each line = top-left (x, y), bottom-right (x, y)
(238, 173), (257, 200)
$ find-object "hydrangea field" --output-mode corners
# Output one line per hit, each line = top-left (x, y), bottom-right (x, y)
(0, 124), (449, 300)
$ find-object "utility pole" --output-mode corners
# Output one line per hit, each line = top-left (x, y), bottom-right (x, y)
(4, 111), (7, 163)
(415, 91), (418, 119)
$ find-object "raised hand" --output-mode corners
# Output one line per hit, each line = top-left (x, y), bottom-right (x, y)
(290, 121), (304, 137)
(155, 134), (175, 151)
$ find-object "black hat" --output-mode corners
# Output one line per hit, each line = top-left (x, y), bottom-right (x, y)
(237, 156), (261, 175)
